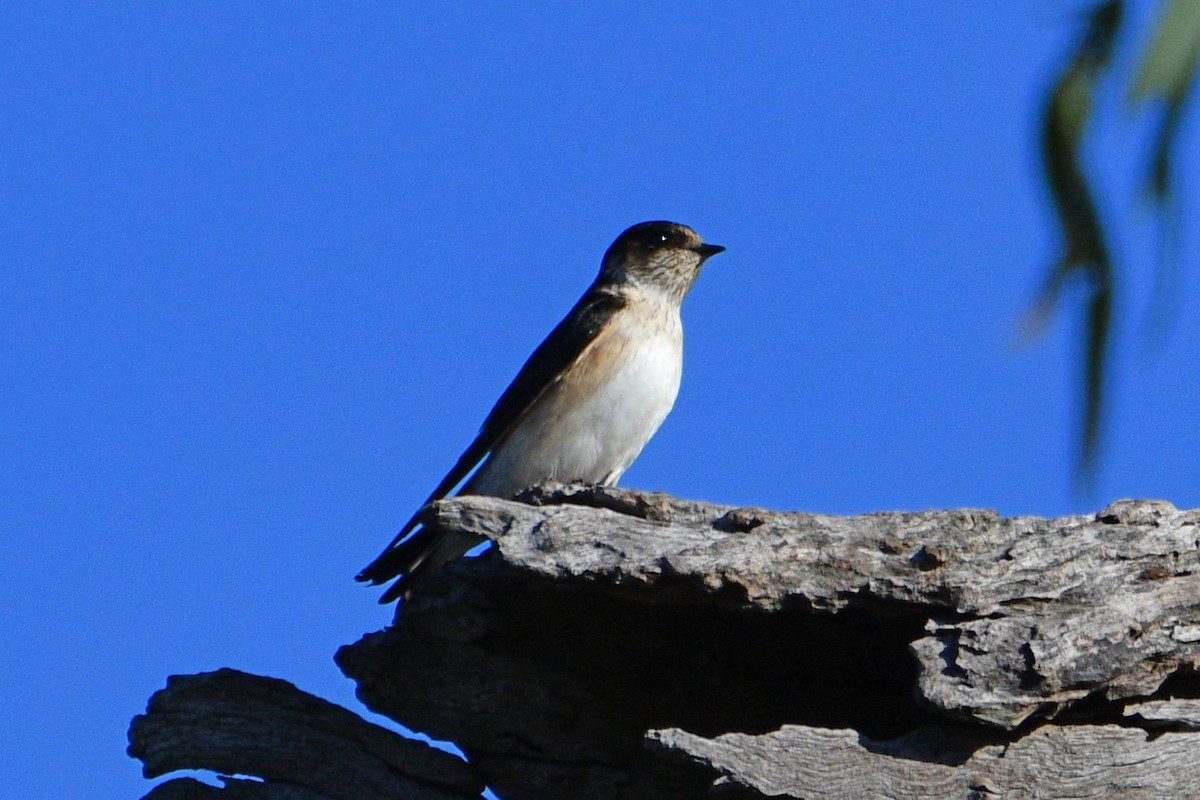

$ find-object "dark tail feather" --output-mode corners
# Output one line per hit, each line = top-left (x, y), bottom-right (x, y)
(378, 571), (414, 604)
(357, 525), (485, 603)
(357, 527), (431, 584)
(356, 527), (435, 602)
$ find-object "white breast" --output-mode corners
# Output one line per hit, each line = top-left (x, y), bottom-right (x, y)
(468, 294), (683, 497)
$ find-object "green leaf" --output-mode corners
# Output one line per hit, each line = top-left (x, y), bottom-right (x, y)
(1131, 0), (1200, 102)
(1034, 0), (1123, 484)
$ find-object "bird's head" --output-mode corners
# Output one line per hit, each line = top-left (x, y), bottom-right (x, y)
(600, 221), (724, 301)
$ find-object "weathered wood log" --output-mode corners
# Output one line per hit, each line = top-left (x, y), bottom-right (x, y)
(127, 669), (482, 800)
(129, 487), (1200, 799)
(646, 724), (1200, 799)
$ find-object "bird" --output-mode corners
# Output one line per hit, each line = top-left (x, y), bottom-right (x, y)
(357, 220), (724, 602)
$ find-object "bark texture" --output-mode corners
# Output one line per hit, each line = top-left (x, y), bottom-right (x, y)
(129, 487), (1200, 799)
(127, 669), (482, 800)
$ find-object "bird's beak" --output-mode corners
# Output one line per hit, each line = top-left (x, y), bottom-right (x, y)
(693, 243), (725, 259)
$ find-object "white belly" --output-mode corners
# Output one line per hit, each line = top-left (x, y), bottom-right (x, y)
(468, 304), (683, 497)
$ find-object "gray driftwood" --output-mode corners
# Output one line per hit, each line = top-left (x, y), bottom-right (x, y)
(129, 486), (1200, 799)
(127, 669), (482, 800)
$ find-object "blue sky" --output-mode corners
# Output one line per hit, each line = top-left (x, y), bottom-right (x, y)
(3, 3), (1197, 798)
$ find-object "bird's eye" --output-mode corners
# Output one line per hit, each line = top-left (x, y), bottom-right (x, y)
(659, 233), (669, 243)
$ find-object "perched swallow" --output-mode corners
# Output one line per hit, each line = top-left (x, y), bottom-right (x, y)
(358, 221), (724, 602)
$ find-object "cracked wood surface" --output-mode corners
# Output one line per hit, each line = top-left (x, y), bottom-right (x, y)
(647, 724), (1200, 800)
(127, 669), (482, 800)
(420, 487), (1200, 729)
(129, 488), (1200, 799)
